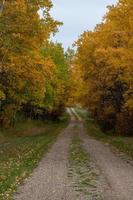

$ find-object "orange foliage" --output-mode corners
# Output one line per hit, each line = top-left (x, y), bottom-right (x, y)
(74, 0), (133, 135)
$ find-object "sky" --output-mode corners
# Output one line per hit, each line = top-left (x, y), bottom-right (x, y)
(51, 0), (118, 50)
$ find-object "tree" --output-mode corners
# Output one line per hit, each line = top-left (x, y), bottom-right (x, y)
(0, 0), (60, 127)
(41, 42), (70, 118)
(74, 0), (133, 135)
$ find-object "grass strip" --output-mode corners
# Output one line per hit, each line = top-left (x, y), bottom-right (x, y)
(68, 135), (102, 199)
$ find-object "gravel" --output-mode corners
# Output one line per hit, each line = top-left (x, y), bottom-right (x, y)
(80, 124), (133, 200)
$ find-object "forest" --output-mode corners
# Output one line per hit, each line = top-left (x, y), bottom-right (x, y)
(0, 0), (133, 133)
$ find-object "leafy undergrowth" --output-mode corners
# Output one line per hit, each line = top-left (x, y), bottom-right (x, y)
(0, 115), (69, 200)
(76, 108), (133, 159)
(68, 135), (103, 199)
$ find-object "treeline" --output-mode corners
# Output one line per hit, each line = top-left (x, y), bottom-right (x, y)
(0, 0), (70, 127)
(73, 0), (133, 135)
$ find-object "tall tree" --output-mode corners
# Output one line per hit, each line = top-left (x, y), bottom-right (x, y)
(74, 0), (133, 135)
(0, 0), (60, 126)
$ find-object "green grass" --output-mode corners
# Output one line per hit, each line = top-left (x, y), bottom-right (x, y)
(0, 119), (46, 144)
(0, 115), (69, 200)
(76, 108), (133, 159)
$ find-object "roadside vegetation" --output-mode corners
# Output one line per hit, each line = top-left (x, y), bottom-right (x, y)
(76, 108), (133, 160)
(0, 114), (69, 200)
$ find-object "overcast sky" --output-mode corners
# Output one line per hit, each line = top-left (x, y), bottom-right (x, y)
(51, 0), (118, 50)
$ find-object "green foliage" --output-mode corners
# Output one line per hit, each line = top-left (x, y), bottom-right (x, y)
(41, 42), (71, 117)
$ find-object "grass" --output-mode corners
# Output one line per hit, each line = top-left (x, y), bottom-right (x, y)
(0, 114), (69, 200)
(68, 135), (101, 198)
(76, 108), (133, 159)
(70, 138), (88, 165)
(0, 121), (40, 145)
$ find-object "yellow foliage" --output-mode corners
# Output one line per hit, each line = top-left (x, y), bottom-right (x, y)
(73, 0), (133, 135)
(0, 0), (61, 127)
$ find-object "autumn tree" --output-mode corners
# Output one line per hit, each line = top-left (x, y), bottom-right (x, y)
(0, 0), (60, 127)
(74, 0), (133, 135)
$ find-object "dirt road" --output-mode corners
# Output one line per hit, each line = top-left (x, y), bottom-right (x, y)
(14, 108), (133, 200)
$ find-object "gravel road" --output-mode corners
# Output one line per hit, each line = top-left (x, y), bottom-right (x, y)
(14, 109), (89, 200)
(14, 108), (133, 200)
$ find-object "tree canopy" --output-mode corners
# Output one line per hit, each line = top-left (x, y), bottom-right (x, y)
(73, 0), (133, 135)
(0, 0), (68, 126)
